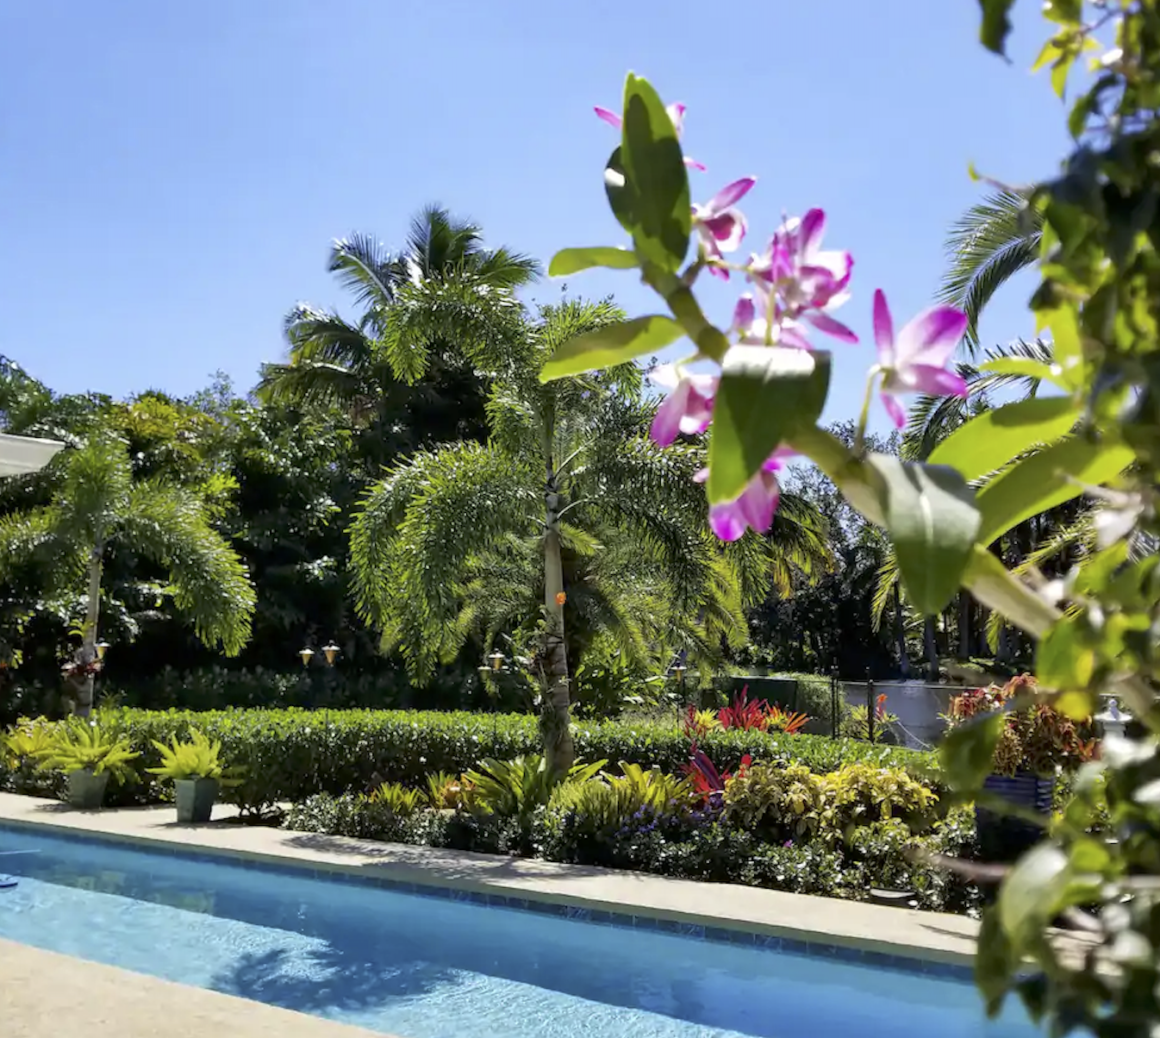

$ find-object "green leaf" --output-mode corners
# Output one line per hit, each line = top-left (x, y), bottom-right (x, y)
(976, 435), (1136, 546)
(548, 247), (639, 277)
(1036, 612), (1097, 693)
(1037, 302), (1084, 381)
(927, 396), (1079, 481)
(1050, 50), (1076, 99)
(977, 0), (1016, 55)
(539, 315), (684, 382)
(620, 74), (691, 273)
(975, 908), (1016, 1017)
(999, 843), (1070, 947)
(940, 712), (1004, 792)
(1043, 0), (1080, 23)
(867, 456), (981, 614)
(978, 356), (1065, 386)
(604, 147), (639, 237)
(706, 348), (830, 504)
(1031, 38), (1063, 74)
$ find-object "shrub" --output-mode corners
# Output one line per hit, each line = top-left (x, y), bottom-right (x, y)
(541, 763), (699, 866)
(722, 761), (941, 844)
(945, 675), (1096, 776)
(722, 762), (827, 841)
(820, 762), (938, 832)
(0, 706), (936, 814)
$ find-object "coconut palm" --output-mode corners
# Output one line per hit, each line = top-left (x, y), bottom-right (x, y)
(349, 300), (829, 773)
(0, 434), (255, 715)
(937, 187), (1042, 358)
(256, 207), (540, 465)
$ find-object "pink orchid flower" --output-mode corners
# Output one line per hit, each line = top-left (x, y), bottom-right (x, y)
(695, 447), (796, 541)
(594, 103), (706, 170)
(873, 289), (969, 428)
(749, 209), (857, 343)
(649, 365), (717, 447)
(694, 177), (756, 278)
(730, 294), (813, 350)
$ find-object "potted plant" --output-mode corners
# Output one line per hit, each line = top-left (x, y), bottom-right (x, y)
(147, 729), (240, 823)
(945, 674), (1096, 859)
(34, 720), (139, 809)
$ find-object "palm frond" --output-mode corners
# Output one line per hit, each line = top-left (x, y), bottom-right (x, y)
(327, 234), (398, 320)
(937, 188), (1042, 358)
(118, 481), (256, 655)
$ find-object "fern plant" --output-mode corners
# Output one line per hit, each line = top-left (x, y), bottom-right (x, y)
(146, 729), (241, 785)
(35, 720), (138, 781)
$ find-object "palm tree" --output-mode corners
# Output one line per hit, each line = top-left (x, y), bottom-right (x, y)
(936, 187), (1042, 358)
(256, 207), (541, 466)
(0, 434), (255, 715)
(349, 300), (829, 773)
(870, 188), (1046, 674)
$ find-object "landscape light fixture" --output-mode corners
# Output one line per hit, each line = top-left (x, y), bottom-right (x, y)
(488, 650), (505, 672)
(299, 647), (314, 667)
(322, 643), (340, 666)
(96, 641), (110, 661)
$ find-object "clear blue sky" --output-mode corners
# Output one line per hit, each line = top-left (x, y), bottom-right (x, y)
(2, 0), (1067, 428)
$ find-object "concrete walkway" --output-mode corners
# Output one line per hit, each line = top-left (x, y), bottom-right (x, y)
(0, 937), (389, 1038)
(0, 792), (981, 970)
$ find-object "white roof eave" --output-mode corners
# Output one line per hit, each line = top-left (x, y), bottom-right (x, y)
(0, 433), (65, 476)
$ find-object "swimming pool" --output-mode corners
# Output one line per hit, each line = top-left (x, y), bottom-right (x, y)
(0, 824), (1035, 1038)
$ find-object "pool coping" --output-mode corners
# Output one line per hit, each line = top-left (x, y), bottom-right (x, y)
(0, 792), (982, 982)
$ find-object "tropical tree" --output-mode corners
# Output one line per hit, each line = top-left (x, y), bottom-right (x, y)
(0, 434), (255, 715)
(936, 187), (1042, 357)
(256, 206), (541, 469)
(349, 300), (829, 773)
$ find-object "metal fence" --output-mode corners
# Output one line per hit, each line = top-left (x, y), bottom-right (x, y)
(832, 678), (956, 749)
(714, 672), (959, 748)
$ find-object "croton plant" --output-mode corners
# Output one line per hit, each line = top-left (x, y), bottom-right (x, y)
(947, 676), (1097, 778)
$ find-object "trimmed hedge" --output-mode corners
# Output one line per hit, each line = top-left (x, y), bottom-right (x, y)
(2, 707), (938, 813)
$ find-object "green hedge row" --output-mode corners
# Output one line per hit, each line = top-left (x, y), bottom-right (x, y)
(6, 707), (938, 813)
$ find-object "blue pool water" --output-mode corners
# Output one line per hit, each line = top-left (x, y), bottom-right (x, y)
(0, 825), (1036, 1038)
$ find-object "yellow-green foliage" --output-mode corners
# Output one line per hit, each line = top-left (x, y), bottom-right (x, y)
(147, 728), (240, 784)
(365, 781), (423, 817)
(2, 716), (59, 766)
(34, 719), (138, 781)
(723, 762), (828, 839)
(724, 761), (939, 842)
(425, 771), (475, 810)
(819, 762), (937, 831)
(604, 761), (694, 810)
(548, 760), (695, 835)
(464, 755), (606, 818)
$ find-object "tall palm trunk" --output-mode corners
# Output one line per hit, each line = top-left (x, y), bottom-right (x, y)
(541, 468), (574, 776)
(957, 591), (971, 659)
(75, 546), (103, 718)
(923, 616), (939, 681)
(893, 584), (910, 678)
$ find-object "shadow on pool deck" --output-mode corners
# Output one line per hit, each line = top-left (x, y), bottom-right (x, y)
(281, 829), (644, 887)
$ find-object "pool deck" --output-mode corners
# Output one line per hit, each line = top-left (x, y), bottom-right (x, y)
(0, 937), (391, 1038)
(0, 792), (982, 972)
